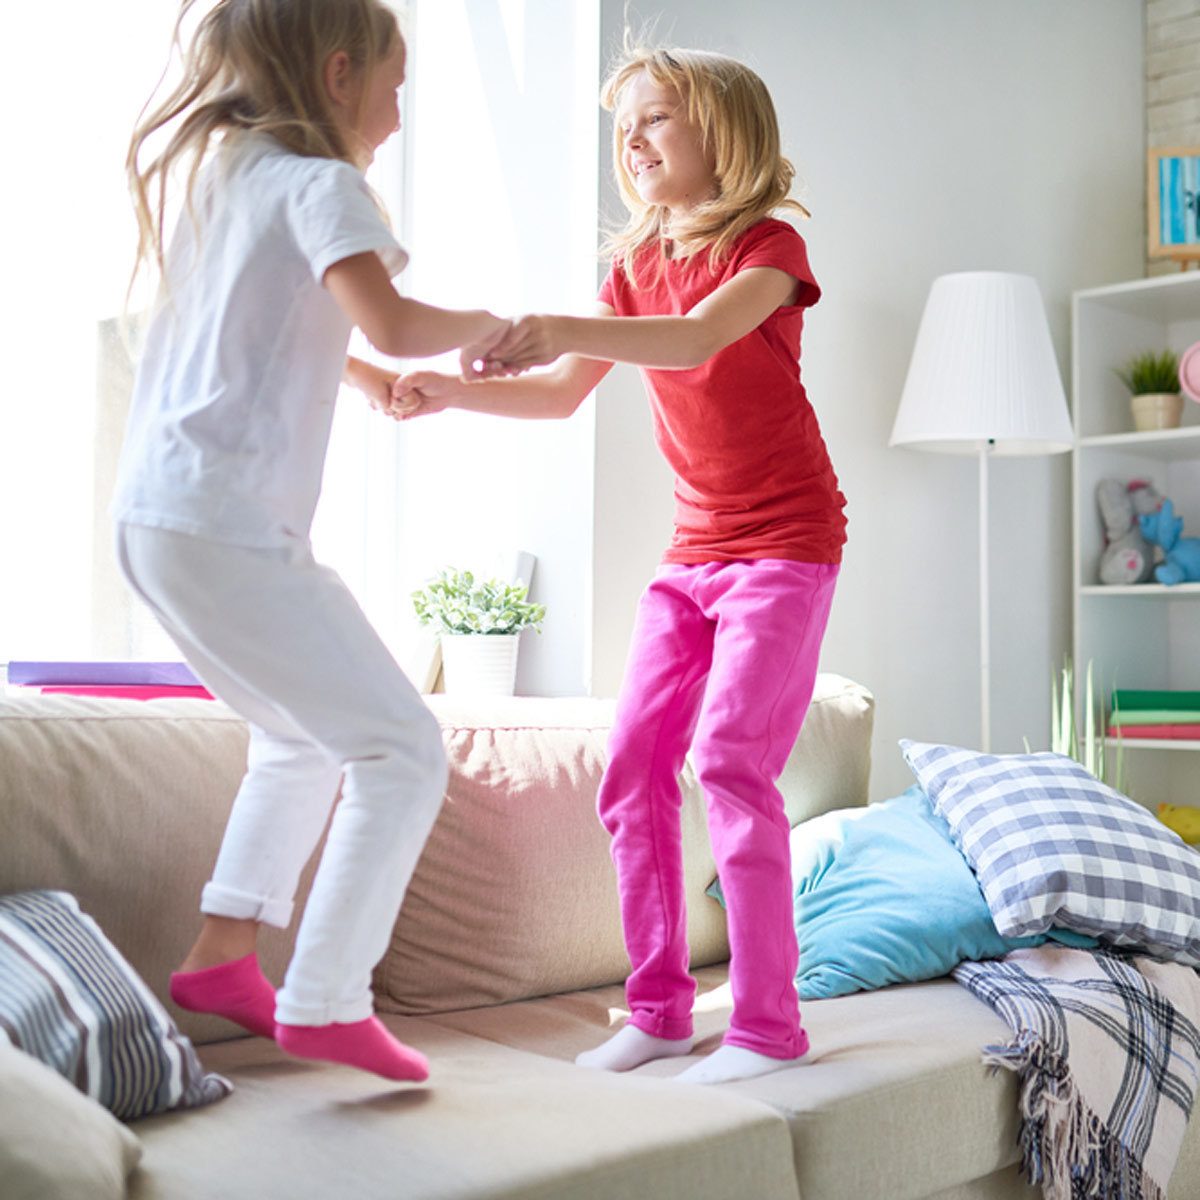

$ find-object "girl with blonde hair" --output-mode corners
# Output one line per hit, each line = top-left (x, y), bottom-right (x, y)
(393, 44), (846, 1085)
(114, 0), (517, 1083)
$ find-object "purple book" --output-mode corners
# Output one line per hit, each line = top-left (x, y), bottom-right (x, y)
(6, 661), (200, 687)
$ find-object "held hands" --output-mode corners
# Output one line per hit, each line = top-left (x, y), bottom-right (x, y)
(345, 357), (401, 413)
(386, 371), (461, 420)
(460, 314), (562, 380)
(364, 312), (568, 423)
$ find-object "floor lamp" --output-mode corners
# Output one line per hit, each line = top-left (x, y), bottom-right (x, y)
(889, 272), (1074, 753)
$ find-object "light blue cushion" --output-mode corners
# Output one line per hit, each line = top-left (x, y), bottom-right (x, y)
(707, 787), (1092, 999)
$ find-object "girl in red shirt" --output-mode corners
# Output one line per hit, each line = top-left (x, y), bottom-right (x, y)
(395, 44), (847, 1085)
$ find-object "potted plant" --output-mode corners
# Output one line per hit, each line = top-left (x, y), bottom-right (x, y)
(1114, 349), (1182, 432)
(411, 568), (545, 696)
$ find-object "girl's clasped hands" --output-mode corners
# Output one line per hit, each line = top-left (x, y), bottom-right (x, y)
(386, 314), (560, 419)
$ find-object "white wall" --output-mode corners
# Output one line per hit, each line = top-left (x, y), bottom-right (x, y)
(591, 0), (1145, 799)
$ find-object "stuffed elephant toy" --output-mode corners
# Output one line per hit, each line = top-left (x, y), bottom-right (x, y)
(1139, 499), (1200, 586)
(1096, 478), (1163, 585)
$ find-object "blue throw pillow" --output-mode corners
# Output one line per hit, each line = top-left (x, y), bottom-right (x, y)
(707, 787), (1092, 999)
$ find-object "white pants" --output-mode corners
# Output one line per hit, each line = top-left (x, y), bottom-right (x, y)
(115, 523), (447, 1025)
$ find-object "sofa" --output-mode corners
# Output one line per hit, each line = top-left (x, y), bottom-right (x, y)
(1, 674), (1197, 1200)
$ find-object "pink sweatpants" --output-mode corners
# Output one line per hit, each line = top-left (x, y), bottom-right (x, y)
(598, 558), (838, 1059)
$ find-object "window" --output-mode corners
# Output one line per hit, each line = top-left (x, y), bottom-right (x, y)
(1, 0), (599, 695)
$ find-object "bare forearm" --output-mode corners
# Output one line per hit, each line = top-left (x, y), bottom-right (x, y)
(380, 298), (500, 360)
(446, 373), (584, 419)
(343, 355), (378, 389)
(551, 314), (713, 370)
(323, 253), (506, 361)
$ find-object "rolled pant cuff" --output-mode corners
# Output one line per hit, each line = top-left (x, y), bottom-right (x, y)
(201, 882), (293, 929)
(722, 1026), (810, 1060)
(273, 990), (374, 1027)
(628, 1010), (694, 1041)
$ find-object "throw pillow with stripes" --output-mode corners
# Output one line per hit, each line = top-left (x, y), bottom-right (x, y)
(900, 741), (1200, 966)
(0, 890), (231, 1119)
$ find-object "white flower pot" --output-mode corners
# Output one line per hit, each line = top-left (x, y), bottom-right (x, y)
(440, 634), (520, 696)
(1131, 392), (1183, 432)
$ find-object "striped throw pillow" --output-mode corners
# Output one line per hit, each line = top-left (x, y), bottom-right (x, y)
(900, 741), (1200, 966)
(0, 890), (231, 1119)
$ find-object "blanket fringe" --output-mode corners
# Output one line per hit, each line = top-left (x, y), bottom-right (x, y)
(983, 1030), (1165, 1200)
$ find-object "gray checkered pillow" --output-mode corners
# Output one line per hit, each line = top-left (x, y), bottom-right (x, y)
(900, 741), (1200, 966)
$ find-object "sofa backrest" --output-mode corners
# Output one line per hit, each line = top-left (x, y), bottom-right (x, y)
(0, 675), (873, 1043)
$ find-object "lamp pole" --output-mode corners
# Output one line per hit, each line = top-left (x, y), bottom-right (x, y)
(979, 439), (993, 754)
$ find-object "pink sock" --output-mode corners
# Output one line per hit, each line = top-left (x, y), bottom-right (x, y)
(275, 1017), (429, 1082)
(169, 953), (277, 1039)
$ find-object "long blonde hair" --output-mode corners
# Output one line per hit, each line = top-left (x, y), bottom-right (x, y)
(600, 44), (807, 287)
(127, 0), (400, 293)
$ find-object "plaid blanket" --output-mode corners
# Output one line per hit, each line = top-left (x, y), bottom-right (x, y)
(953, 945), (1200, 1200)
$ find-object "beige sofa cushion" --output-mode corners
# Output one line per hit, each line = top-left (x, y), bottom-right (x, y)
(0, 675), (873, 1033)
(377, 675), (873, 1013)
(0, 696), (268, 1046)
(0, 1040), (143, 1200)
(130, 1014), (799, 1200)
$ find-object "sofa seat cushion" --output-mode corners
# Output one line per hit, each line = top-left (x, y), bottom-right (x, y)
(129, 1015), (800, 1200)
(428, 965), (1200, 1200)
(420, 966), (1031, 1200)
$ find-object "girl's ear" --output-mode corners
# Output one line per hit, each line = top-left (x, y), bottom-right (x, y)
(323, 49), (357, 111)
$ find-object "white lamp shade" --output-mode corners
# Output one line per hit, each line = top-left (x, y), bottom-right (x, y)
(890, 272), (1074, 455)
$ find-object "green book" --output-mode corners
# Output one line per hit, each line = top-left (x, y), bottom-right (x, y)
(1106, 708), (1200, 726)
(1111, 689), (1200, 713)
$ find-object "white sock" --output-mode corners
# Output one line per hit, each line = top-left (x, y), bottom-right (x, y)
(575, 1025), (694, 1072)
(676, 1044), (805, 1085)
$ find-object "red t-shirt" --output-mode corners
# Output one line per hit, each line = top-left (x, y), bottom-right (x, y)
(598, 218), (847, 565)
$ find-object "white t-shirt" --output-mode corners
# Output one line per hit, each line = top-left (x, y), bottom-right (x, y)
(112, 132), (407, 548)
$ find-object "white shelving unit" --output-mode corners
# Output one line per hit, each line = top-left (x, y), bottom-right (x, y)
(1072, 272), (1200, 807)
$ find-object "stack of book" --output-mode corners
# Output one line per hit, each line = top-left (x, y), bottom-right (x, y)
(6, 661), (213, 701)
(1108, 689), (1200, 740)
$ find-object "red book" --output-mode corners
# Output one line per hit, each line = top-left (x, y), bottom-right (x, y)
(36, 684), (214, 701)
(1107, 723), (1200, 740)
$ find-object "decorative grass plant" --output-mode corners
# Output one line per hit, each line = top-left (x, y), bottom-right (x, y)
(1114, 350), (1180, 396)
(1048, 657), (1125, 792)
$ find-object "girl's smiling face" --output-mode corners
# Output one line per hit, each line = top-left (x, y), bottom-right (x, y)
(616, 71), (716, 218)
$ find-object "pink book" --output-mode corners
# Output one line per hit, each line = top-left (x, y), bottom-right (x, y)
(36, 684), (214, 701)
(1107, 723), (1200, 740)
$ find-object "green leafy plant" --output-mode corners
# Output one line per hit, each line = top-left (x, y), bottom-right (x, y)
(1047, 656), (1125, 792)
(1113, 349), (1180, 396)
(412, 568), (545, 636)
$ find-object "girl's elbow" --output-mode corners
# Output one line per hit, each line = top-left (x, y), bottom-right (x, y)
(359, 323), (405, 359)
(680, 324), (721, 369)
(677, 347), (714, 370)
(551, 394), (584, 419)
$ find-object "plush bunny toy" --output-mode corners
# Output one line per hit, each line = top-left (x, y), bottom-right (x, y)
(1096, 479), (1163, 585)
(1139, 498), (1200, 585)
